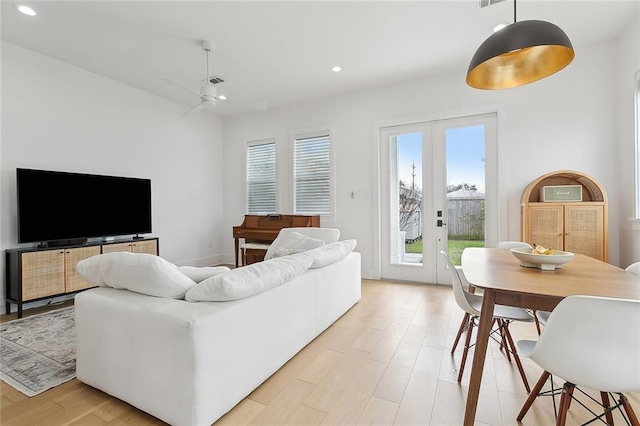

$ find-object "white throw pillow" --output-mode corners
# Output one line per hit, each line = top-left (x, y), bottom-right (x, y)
(264, 231), (325, 261)
(185, 251), (314, 302)
(176, 266), (230, 282)
(307, 239), (357, 268)
(76, 252), (196, 299)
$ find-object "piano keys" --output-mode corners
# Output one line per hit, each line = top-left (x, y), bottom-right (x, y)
(233, 214), (320, 267)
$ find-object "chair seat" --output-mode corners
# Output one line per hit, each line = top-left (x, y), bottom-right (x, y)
(468, 293), (534, 322)
(535, 310), (551, 324)
(240, 242), (271, 250)
(516, 339), (536, 358)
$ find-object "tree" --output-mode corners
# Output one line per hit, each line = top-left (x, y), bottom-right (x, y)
(399, 180), (422, 234)
(447, 183), (477, 193)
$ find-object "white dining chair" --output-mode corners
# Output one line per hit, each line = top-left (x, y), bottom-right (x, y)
(496, 241), (533, 250)
(440, 250), (533, 391)
(625, 261), (640, 276)
(516, 295), (640, 425)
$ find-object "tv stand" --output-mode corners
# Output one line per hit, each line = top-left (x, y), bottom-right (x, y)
(5, 237), (159, 318)
(132, 234), (144, 240)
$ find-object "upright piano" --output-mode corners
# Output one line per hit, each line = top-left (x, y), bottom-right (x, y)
(233, 214), (320, 267)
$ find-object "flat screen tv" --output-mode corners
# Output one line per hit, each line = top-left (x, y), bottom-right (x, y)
(17, 168), (152, 245)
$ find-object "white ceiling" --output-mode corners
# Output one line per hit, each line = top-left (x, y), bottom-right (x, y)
(2, 1), (639, 117)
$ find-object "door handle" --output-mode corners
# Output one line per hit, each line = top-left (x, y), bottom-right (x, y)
(437, 219), (447, 227)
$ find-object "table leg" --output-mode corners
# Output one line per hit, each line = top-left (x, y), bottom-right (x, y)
(463, 289), (496, 426)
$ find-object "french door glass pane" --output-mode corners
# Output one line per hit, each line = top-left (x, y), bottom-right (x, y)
(396, 132), (422, 265)
(445, 125), (486, 265)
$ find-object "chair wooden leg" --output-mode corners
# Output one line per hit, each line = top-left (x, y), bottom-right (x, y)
(620, 394), (640, 426)
(556, 383), (575, 426)
(600, 392), (614, 425)
(503, 323), (531, 393)
(451, 313), (470, 355)
(457, 316), (475, 383)
(496, 319), (511, 361)
(534, 310), (542, 335)
(517, 370), (551, 421)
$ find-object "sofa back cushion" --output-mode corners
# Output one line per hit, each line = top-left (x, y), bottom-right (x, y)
(308, 240), (358, 268)
(264, 231), (325, 261)
(176, 266), (230, 283)
(185, 251), (314, 302)
(76, 252), (196, 299)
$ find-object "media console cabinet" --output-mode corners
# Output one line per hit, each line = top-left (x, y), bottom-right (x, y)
(5, 237), (158, 318)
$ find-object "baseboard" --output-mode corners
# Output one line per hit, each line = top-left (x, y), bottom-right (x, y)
(175, 254), (226, 267)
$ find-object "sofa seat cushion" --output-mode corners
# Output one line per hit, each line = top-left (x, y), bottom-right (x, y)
(176, 266), (230, 283)
(185, 251), (314, 302)
(308, 240), (358, 268)
(264, 231), (325, 261)
(76, 252), (196, 299)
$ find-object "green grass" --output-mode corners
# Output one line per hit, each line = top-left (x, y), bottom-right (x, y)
(405, 239), (485, 265)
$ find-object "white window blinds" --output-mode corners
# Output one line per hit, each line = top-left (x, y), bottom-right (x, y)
(294, 133), (331, 214)
(246, 140), (276, 214)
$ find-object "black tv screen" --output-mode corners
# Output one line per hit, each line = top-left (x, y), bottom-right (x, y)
(17, 168), (152, 244)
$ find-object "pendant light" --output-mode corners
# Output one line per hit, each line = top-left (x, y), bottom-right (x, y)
(466, 0), (574, 90)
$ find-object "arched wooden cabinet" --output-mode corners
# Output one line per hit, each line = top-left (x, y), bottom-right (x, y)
(521, 170), (608, 261)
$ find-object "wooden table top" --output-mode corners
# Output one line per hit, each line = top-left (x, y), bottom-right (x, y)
(461, 248), (640, 301)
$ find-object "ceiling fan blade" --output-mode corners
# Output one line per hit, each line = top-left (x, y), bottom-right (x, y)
(182, 102), (208, 117)
(158, 77), (202, 98)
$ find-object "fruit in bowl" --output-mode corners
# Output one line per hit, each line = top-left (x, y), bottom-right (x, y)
(510, 247), (575, 271)
(532, 244), (553, 255)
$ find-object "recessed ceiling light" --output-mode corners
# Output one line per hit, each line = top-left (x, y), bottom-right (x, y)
(17, 5), (36, 16)
(493, 22), (509, 32)
(332, 66), (342, 73)
(218, 95), (227, 100)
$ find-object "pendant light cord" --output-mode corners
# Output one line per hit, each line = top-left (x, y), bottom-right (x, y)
(513, 0), (517, 23)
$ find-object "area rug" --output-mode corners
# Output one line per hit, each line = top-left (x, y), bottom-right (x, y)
(0, 307), (76, 397)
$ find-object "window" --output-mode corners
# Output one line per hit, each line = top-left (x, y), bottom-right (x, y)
(246, 139), (276, 214)
(293, 131), (331, 215)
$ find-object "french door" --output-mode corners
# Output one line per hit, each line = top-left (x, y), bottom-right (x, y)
(380, 113), (496, 284)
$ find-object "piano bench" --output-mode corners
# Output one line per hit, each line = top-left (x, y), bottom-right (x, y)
(240, 242), (271, 266)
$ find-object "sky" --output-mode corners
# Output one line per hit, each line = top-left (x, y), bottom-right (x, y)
(397, 125), (485, 192)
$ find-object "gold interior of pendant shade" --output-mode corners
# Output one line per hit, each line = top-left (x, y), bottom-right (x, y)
(466, 20), (575, 90)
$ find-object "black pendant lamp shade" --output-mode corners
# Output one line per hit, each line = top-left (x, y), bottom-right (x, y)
(466, 19), (575, 89)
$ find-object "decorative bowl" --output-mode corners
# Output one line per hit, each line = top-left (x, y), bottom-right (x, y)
(510, 248), (575, 271)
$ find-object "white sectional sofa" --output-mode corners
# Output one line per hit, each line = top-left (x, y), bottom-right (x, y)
(74, 233), (360, 426)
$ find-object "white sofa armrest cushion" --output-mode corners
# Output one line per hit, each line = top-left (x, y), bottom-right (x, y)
(185, 251), (314, 302)
(264, 231), (325, 261)
(76, 252), (196, 299)
(308, 239), (357, 268)
(176, 266), (230, 282)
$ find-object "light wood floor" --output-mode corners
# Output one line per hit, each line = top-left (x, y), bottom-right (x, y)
(1, 279), (638, 425)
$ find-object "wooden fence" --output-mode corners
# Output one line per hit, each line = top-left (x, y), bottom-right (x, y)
(447, 198), (485, 240)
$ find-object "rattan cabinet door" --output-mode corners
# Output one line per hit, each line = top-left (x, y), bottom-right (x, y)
(131, 240), (157, 255)
(564, 204), (605, 261)
(65, 246), (101, 292)
(526, 204), (564, 250)
(102, 242), (132, 253)
(21, 250), (65, 301)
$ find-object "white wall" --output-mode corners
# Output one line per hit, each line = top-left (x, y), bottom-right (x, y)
(1, 41), (226, 309)
(615, 10), (640, 268)
(223, 35), (636, 278)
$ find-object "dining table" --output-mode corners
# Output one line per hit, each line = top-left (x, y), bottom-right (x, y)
(460, 247), (640, 426)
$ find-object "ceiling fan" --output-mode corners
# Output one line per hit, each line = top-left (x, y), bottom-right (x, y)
(159, 40), (221, 117)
